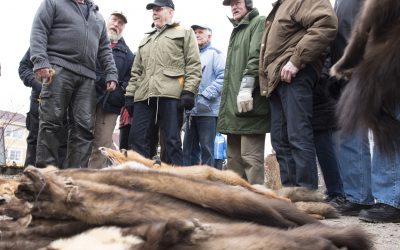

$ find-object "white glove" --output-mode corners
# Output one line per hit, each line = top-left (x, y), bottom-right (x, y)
(237, 76), (255, 113)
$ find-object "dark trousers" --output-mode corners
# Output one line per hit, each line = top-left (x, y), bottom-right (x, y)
(37, 65), (96, 168)
(269, 65), (318, 189)
(119, 124), (131, 150)
(131, 97), (183, 165)
(183, 116), (217, 166)
(25, 99), (67, 167)
(314, 129), (344, 196)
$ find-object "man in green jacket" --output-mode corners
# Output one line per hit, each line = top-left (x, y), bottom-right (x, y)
(125, 0), (201, 165)
(259, 0), (338, 189)
(217, 0), (270, 184)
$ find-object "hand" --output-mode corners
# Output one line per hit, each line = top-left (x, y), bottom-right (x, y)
(180, 90), (195, 110)
(125, 96), (134, 116)
(236, 76), (255, 113)
(34, 68), (54, 84)
(280, 61), (299, 83)
(106, 81), (117, 92)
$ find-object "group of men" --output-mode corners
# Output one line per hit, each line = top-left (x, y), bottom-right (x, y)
(21, 0), (399, 224)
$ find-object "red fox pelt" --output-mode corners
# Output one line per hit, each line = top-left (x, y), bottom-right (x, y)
(99, 147), (290, 202)
(2, 166), (371, 250)
(330, 0), (400, 155)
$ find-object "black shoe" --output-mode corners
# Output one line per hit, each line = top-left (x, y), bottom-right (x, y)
(359, 203), (400, 223)
(326, 195), (347, 209)
(336, 200), (372, 216)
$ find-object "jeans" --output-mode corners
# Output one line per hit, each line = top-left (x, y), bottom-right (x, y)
(334, 131), (375, 205)
(314, 129), (344, 197)
(183, 116), (217, 166)
(335, 125), (400, 209)
(269, 65), (318, 189)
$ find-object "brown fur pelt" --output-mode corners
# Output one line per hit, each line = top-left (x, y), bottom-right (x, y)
(1, 166), (372, 250)
(264, 151), (282, 190)
(100, 147), (289, 202)
(101, 147), (338, 219)
(330, 0), (400, 155)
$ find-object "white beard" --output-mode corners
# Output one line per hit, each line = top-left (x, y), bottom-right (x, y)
(108, 30), (122, 42)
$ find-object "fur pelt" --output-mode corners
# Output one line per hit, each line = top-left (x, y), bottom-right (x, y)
(0, 166), (372, 250)
(330, 0), (400, 155)
(101, 147), (338, 219)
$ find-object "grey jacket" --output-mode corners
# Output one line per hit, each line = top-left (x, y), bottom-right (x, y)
(30, 0), (118, 82)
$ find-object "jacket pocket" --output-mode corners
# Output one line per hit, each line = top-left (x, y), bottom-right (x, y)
(163, 68), (185, 88)
(196, 95), (212, 113)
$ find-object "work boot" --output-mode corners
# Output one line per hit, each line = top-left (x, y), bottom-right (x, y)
(359, 203), (400, 223)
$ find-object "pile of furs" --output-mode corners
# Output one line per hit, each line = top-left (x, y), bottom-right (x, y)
(0, 151), (372, 250)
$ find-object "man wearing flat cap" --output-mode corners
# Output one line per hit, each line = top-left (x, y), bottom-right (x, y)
(183, 24), (225, 168)
(125, 0), (201, 165)
(217, 0), (269, 184)
(88, 11), (134, 169)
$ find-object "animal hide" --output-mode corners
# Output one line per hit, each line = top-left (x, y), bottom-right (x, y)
(0, 166), (372, 250)
(331, 0), (400, 155)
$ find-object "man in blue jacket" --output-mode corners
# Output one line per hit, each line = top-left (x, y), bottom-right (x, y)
(88, 11), (134, 169)
(30, 0), (118, 168)
(183, 24), (225, 167)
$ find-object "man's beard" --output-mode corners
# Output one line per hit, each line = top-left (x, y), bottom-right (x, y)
(108, 30), (122, 41)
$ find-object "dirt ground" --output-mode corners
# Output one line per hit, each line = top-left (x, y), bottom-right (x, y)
(323, 216), (400, 250)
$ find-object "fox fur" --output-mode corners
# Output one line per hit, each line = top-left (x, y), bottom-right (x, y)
(330, 0), (400, 155)
(99, 147), (289, 202)
(100, 147), (338, 219)
(0, 166), (371, 250)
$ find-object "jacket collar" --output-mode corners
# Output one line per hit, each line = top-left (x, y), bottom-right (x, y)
(146, 21), (180, 34)
(199, 42), (211, 52)
(228, 8), (259, 28)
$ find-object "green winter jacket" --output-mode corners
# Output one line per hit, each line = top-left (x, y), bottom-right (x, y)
(217, 9), (270, 135)
(126, 22), (201, 101)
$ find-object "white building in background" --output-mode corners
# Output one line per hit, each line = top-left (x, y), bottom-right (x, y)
(0, 110), (27, 167)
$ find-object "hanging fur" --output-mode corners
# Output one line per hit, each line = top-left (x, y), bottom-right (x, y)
(330, 0), (400, 155)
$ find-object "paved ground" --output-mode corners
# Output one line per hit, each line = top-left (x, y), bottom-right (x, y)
(324, 216), (400, 250)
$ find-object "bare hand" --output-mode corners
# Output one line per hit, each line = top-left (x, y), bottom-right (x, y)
(280, 61), (299, 83)
(106, 81), (117, 92)
(35, 68), (52, 82)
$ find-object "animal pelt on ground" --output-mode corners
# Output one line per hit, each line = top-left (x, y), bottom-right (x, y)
(330, 0), (400, 155)
(101, 147), (338, 219)
(0, 166), (372, 250)
(99, 147), (289, 202)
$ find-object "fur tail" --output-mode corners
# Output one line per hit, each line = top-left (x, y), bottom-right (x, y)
(336, 32), (400, 156)
(289, 224), (373, 250)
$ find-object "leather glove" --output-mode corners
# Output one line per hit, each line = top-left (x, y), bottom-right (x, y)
(237, 76), (255, 113)
(125, 96), (135, 116)
(180, 90), (195, 110)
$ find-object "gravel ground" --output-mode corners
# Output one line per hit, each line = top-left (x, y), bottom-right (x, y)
(2, 173), (399, 249)
(323, 216), (400, 250)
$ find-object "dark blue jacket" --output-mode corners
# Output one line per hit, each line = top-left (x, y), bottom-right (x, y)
(18, 49), (42, 102)
(95, 38), (134, 114)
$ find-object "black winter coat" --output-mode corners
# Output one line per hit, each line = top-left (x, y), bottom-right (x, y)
(95, 38), (134, 114)
(18, 49), (42, 102)
(312, 0), (362, 130)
